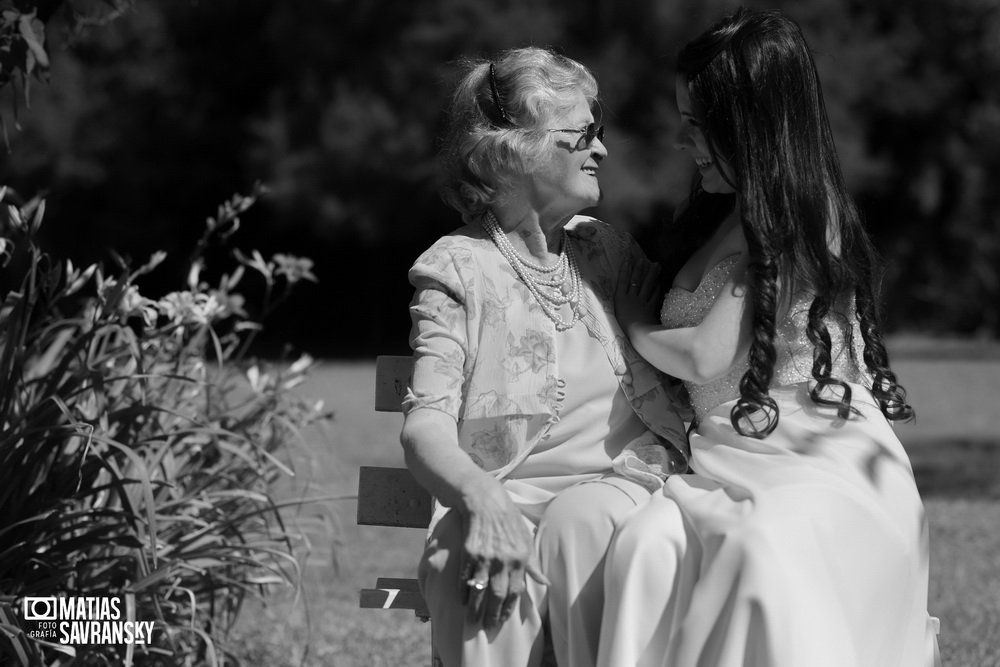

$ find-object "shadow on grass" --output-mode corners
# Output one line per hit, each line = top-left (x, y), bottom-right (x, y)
(908, 438), (1000, 499)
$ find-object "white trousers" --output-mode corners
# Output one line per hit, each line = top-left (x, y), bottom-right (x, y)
(418, 475), (651, 667)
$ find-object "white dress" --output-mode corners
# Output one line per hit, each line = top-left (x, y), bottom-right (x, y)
(598, 256), (941, 667)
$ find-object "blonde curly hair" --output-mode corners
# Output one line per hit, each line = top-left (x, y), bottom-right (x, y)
(438, 46), (599, 223)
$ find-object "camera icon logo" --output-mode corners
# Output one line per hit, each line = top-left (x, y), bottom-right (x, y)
(22, 597), (58, 621)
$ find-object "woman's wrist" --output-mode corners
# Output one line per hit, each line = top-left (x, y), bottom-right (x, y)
(455, 469), (508, 516)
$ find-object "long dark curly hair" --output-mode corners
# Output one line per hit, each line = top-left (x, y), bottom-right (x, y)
(675, 7), (913, 437)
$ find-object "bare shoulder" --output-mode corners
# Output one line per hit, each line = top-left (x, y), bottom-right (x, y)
(711, 220), (746, 261)
(674, 217), (745, 290)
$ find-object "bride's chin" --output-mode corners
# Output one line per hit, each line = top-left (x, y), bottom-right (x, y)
(701, 176), (735, 195)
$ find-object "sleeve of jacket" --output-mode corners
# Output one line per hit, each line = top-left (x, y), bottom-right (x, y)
(602, 221), (695, 463)
(402, 238), (472, 421)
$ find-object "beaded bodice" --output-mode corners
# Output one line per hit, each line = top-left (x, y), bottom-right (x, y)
(661, 255), (869, 422)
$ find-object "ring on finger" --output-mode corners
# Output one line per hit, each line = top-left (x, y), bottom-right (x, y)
(466, 577), (488, 591)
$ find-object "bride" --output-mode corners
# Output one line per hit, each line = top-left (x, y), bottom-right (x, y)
(599, 8), (941, 667)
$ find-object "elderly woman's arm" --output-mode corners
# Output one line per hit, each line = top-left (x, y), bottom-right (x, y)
(403, 241), (546, 631)
(400, 409), (497, 509)
(400, 408), (543, 630)
(614, 254), (753, 384)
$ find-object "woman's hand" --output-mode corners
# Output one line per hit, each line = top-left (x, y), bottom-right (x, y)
(402, 409), (549, 632)
(460, 485), (549, 631)
(614, 258), (662, 334)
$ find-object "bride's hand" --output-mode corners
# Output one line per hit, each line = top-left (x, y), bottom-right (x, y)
(615, 259), (662, 332)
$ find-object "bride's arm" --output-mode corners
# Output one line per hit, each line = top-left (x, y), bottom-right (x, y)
(615, 254), (753, 384)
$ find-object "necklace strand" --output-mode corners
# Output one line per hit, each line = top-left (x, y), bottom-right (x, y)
(483, 210), (581, 331)
(485, 212), (567, 274)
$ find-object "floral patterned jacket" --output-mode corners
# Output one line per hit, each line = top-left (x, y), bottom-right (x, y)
(402, 215), (691, 485)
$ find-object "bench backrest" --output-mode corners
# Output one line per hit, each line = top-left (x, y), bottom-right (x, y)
(374, 355), (414, 413)
(356, 356), (432, 530)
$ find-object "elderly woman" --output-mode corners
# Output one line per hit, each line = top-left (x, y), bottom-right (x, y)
(400, 47), (689, 667)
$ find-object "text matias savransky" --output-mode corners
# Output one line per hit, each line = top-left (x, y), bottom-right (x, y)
(22, 596), (155, 645)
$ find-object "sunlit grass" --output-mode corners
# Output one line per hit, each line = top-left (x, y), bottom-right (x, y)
(230, 354), (1000, 667)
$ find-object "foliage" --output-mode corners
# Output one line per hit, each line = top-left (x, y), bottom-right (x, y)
(0, 0), (135, 147)
(837, 0), (1000, 334)
(0, 3), (48, 146)
(0, 183), (335, 665)
(0, 0), (997, 353)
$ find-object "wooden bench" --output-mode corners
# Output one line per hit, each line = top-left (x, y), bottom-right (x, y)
(357, 356), (439, 664)
(356, 466), (431, 617)
(358, 355), (555, 667)
(357, 355), (430, 617)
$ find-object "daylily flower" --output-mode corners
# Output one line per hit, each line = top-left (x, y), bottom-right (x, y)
(120, 284), (160, 328)
(246, 365), (275, 394)
(64, 259), (98, 296)
(158, 291), (226, 326)
(273, 254), (317, 284)
(208, 289), (247, 320)
(282, 354), (315, 389)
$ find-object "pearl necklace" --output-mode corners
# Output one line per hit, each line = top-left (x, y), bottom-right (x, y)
(482, 210), (582, 331)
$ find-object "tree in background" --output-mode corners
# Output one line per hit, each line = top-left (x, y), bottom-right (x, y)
(839, 0), (1000, 334)
(1, 0), (998, 356)
(2, 5), (335, 663)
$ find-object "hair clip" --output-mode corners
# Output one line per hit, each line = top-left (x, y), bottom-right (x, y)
(489, 62), (514, 126)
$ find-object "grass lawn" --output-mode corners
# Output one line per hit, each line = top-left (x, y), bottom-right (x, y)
(227, 345), (1000, 667)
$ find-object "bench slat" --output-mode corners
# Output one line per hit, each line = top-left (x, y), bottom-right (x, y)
(357, 466), (433, 528)
(375, 355), (414, 413)
(360, 588), (428, 612)
(376, 577), (422, 592)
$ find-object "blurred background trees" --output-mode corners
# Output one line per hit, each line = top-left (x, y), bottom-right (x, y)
(2, 0), (998, 357)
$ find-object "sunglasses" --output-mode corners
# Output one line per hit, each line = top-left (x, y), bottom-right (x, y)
(548, 123), (606, 150)
(489, 63), (605, 150)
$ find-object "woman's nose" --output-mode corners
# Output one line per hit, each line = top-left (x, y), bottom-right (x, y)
(591, 136), (608, 158)
(673, 125), (691, 151)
